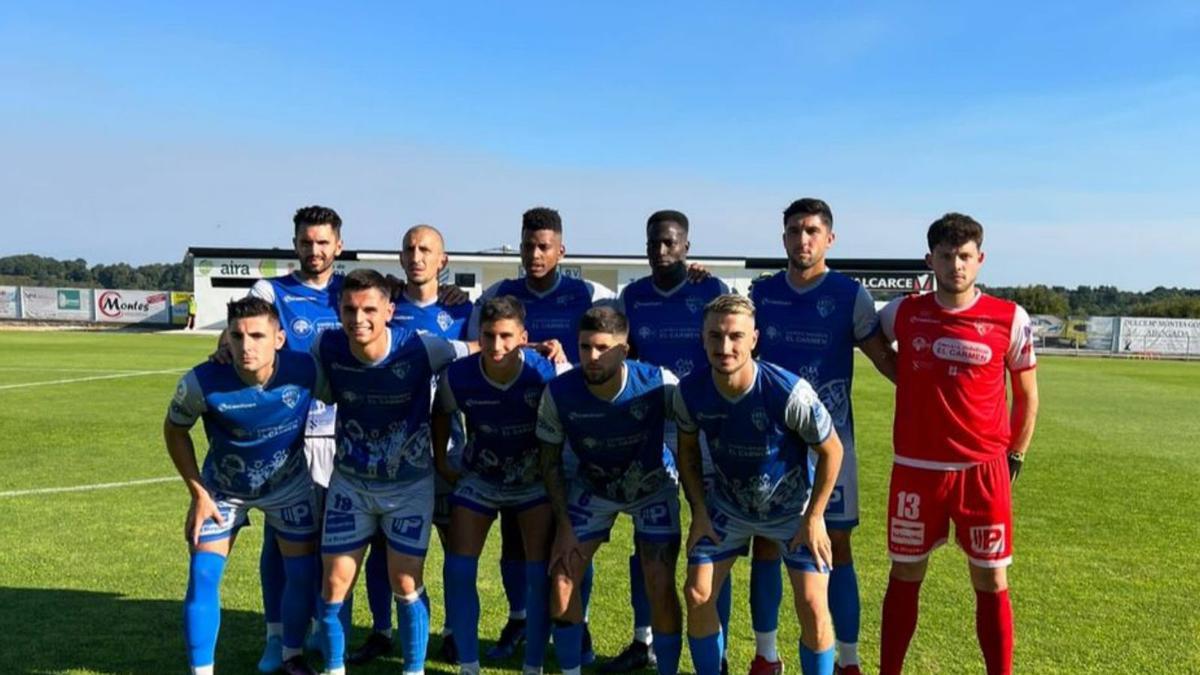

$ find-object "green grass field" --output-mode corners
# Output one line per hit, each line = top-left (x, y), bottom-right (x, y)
(0, 330), (1197, 674)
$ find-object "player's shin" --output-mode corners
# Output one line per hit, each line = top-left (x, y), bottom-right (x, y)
(829, 562), (861, 666)
(184, 551), (227, 668)
(798, 640), (835, 675)
(652, 631), (681, 675)
(396, 587), (430, 674)
(630, 554), (652, 643)
(716, 572), (732, 642)
(260, 526), (285, 631)
(686, 630), (723, 675)
(750, 557), (783, 660)
(319, 599), (346, 673)
(280, 553), (319, 657)
(879, 577), (922, 675)
(444, 554), (481, 667)
(553, 620), (585, 675)
(365, 537), (394, 635)
(975, 588), (1013, 675)
(524, 561), (551, 668)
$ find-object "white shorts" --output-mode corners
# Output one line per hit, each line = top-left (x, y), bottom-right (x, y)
(198, 471), (320, 544)
(321, 471), (434, 557)
(687, 497), (828, 574)
(825, 439), (859, 530)
(304, 436), (336, 489)
(451, 473), (548, 518)
(566, 478), (680, 544)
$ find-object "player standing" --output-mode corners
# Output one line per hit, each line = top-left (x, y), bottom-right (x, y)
(437, 296), (565, 675)
(675, 294), (844, 675)
(166, 297), (323, 675)
(537, 307), (685, 675)
(750, 198), (895, 675)
(877, 213), (1038, 675)
(611, 209), (729, 673)
(348, 225), (473, 666)
(467, 207), (616, 661)
(312, 269), (473, 675)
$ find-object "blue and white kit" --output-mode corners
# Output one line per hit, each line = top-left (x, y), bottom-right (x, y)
(750, 270), (878, 529)
(674, 361), (835, 571)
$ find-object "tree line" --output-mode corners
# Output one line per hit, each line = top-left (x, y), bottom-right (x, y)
(0, 254), (192, 292)
(2, 254), (1198, 318)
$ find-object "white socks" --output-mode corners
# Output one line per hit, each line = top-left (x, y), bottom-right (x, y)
(634, 626), (653, 645)
(755, 630), (779, 661)
(837, 641), (860, 666)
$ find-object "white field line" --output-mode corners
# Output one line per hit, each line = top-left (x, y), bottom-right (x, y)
(0, 368), (182, 391)
(0, 476), (176, 498)
(0, 366), (153, 373)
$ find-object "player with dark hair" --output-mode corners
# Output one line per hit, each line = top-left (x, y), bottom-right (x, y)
(877, 213), (1038, 675)
(537, 306), (684, 675)
(748, 197), (896, 675)
(167, 297), (323, 675)
(437, 295), (567, 675)
(312, 268), (475, 675)
(347, 224), (475, 666)
(466, 207), (617, 661)
(603, 209), (730, 672)
(676, 294), (844, 675)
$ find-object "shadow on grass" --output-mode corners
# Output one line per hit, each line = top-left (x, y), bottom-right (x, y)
(0, 587), (533, 674)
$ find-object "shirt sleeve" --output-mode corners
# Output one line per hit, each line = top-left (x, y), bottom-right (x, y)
(852, 285), (881, 342)
(878, 297), (905, 342)
(466, 281), (503, 340)
(248, 279), (275, 302)
(434, 372), (459, 414)
(422, 335), (471, 372)
(586, 280), (618, 307)
(613, 286), (628, 314)
(660, 367), (680, 420)
(783, 379), (834, 445)
(716, 277), (731, 295)
(535, 388), (565, 444)
(166, 370), (205, 427)
(554, 361), (575, 376)
(1006, 305), (1038, 372)
(672, 385), (698, 434)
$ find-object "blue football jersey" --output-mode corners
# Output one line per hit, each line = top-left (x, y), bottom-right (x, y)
(469, 273), (615, 363)
(537, 360), (677, 503)
(750, 270), (878, 450)
(437, 348), (559, 487)
(168, 350), (318, 499)
(314, 328), (468, 483)
(253, 273), (344, 354)
(620, 275), (728, 377)
(391, 295), (471, 340)
(674, 360), (833, 521)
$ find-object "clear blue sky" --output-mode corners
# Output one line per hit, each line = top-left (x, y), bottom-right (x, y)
(2, 2), (1197, 290)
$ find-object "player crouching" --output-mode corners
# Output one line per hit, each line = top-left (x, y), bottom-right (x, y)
(166, 297), (322, 675)
(675, 294), (844, 675)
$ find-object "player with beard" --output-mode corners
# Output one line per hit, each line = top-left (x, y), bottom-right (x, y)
(537, 306), (684, 675)
(877, 214), (1038, 675)
(675, 294), (844, 675)
(749, 198), (896, 675)
(466, 207), (617, 662)
(609, 209), (730, 673)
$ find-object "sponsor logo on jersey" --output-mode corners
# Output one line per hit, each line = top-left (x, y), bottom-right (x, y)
(932, 337), (992, 365)
(280, 502), (314, 527)
(291, 317), (313, 337)
(324, 512), (356, 535)
(391, 515), (426, 540)
(281, 386), (301, 409)
(282, 294), (310, 303)
(633, 300), (663, 309)
(765, 325), (781, 340)
(217, 401), (256, 412)
(890, 518), (925, 547)
(686, 295), (706, 314)
(969, 524), (1005, 555)
(465, 398), (500, 406)
(826, 485), (845, 514)
(638, 326), (654, 340)
(173, 378), (188, 404)
(912, 335), (930, 352)
(581, 437), (600, 449)
(760, 297), (791, 306)
(817, 295), (836, 318)
(437, 311), (454, 332)
(639, 501), (672, 526)
(567, 411), (606, 420)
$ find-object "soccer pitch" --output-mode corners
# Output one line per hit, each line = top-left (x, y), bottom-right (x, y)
(0, 331), (1197, 674)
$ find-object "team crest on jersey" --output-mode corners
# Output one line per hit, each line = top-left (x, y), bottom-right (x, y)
(281, 386), (301, 409)
(795, 363), (820, 383)
(974, 321), (993, 336)
(674, 358), (694, 377)
(629, 399), (650, 421)
(291, 317), (313, 337)
(391, 361), (412, 380)
(524, 388), (541, 409)
(751, 407), (769, 432)
(817, 295), (836, 318)
(173, 378), (188, 404)
(686, 295), (706, 314)
(817, 379), (850, 427)
(437, 311), (454, 332)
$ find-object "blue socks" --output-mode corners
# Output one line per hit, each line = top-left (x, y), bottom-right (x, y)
(629, 554), (652, 629)
(553, 621), (584, 671)
(320, 600), (346, 670)
(445, 554), (481, 665)
(500, 559), (527, 618)
(524, 561), (550, 668)
(280, 554), (318, 651)
(750, 558), (782, 633)
(799, 642), (835, 674)
(717, 572), (733, 642)
(829, 563), (860, 647)
(365, 536), (393, 633)
(259, 526), (284, 624)
(184, 551), (227, 667)
(688, 631), (724, 675)
(396, 588), (430, 673)
(653, 632), (682, 675)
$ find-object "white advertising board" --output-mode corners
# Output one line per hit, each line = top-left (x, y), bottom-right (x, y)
(1117, 317), (1200, 356)
(20, 287), (93, 320)
(94, 289), (172, 324)
(0, 286), (18, 318)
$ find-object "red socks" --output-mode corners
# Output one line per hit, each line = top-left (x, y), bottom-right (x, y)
(975, 588), (1013, 675)
(879, 577), (921, 675)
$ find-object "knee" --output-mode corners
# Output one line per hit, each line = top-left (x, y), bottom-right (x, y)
(970, 565), (1008, 593)
(390, 572), (421, 596)
(752, 536), (781, 560)
(890, 560), (927, 583)
(684, 583), (710, 611)
(829, 530), (852, 564)
(549, 573), (573, 618)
